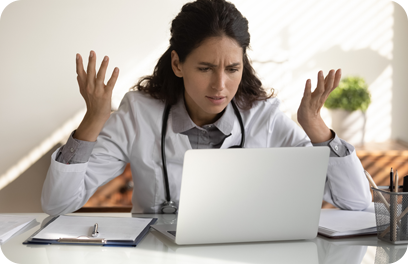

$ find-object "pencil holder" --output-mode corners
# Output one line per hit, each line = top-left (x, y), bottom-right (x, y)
(374, 243), (407, 263)
(372, 188), (408, 244)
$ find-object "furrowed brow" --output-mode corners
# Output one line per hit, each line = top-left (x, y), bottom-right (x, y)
(227, 63), (241, 67)
(198, 62), (217, 67)
(197, 62), (241, 67)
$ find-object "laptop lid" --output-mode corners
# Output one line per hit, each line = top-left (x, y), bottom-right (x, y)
(172, 147), (329, 245)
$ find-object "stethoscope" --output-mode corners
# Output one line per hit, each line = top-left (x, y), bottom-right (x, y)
(160, 99), (245, 213)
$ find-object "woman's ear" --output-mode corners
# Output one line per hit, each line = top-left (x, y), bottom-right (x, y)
(171, 50), (183, 78)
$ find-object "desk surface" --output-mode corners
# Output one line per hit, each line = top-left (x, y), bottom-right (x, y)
(1, 213), (407, 264)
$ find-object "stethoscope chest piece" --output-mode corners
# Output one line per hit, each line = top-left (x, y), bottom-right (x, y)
(161, 200), (178, 214)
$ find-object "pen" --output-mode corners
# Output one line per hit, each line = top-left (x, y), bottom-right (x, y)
(390, 168), (394, 192)
(92, 223), (99, 237)
(404, 176), (408, 193)
(391, 170), (399, 241)
(402, 176), (408, 240)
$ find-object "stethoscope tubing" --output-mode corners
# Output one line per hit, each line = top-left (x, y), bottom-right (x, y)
(160, 99), (245, 212)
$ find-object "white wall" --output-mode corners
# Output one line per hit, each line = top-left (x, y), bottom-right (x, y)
(0, 144), (61, 213)
(0, 0), (190, 194)
(239, 0), (407, 145)
(392, 1), (408, 143)
(0, 0), (407, 210)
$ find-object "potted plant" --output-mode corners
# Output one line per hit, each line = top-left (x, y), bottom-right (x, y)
(324, 76), (371, 146)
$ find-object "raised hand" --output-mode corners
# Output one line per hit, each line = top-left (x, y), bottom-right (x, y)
(297, 69), (341, 143)
(74, 50), (119, 142)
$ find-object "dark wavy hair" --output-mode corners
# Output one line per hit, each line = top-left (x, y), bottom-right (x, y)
(131, 0), (273, 110)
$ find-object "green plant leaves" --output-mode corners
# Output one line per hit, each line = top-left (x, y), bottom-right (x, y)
(324, 76), (371, 112)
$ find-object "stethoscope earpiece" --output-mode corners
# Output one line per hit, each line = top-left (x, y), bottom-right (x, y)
(160, 100), (245, 214)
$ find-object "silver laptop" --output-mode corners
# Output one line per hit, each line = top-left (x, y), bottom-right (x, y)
(151, 147), (330, 245)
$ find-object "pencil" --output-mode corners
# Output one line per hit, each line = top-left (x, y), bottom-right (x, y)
(364, 170), (390, 208)
(380, 200), (408, 238)
(364, 170), (403, 240)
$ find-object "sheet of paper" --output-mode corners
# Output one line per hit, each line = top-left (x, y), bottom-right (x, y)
(0, 215), (36, 243)
(33, 215), (153, 241)
(319, 210), (376, 232)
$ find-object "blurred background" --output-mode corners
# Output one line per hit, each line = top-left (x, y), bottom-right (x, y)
(0, 0), (407, 212)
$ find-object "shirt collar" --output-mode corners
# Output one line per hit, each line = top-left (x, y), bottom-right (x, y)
(171, 97), (235, 136)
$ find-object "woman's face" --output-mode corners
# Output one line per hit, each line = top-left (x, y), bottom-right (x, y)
(171, 36), (243, 126)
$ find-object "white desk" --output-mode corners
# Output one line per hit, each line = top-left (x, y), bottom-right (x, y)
(1, 213), (407, 264)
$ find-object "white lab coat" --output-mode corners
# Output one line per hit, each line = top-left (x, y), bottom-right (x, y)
(41, 91), (372, 215)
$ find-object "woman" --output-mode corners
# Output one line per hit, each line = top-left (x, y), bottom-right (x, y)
(41, 0), (371, 216)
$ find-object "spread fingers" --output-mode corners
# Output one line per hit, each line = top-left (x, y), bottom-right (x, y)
(86, 50), (97, 89)
(323, 70), (335, 96)
(333, 69), (342, 90)
(315, 70), (325, 94)
(76, 54), (86, 88)
(106, 67), (120, 92)
(96, 56), (109, 87)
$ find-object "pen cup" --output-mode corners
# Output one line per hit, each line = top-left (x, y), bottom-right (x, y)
(372, 188), (408, 244)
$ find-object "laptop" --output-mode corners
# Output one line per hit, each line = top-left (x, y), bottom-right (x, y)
(151, 146), (330, 245)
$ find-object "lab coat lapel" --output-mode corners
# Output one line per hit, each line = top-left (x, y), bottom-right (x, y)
(166, 112), (192, 163)
(220, 119), (241, 149)
(166, 133), (191, 161)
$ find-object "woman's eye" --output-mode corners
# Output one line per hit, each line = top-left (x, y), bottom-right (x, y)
(198, 67), (210, 72)
(228, 68), (239, 73)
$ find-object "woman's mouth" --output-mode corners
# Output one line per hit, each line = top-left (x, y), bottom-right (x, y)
(206, 96), (226, 105)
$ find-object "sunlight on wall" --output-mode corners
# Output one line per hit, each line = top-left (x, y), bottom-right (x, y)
(365, 65), (393, 142)
(111, 42), (170, 110)
(0, 29), (169, 192)
(0, 0), (400, 190)
(235, 0), (394, 144)
(0, 108), (85, 191)
(110, 0), (395, 144)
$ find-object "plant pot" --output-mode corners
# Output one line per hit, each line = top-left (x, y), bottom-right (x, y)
(329, 109), (366, 146)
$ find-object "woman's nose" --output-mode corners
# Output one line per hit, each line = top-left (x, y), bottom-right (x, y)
(211, 71), (226, 91)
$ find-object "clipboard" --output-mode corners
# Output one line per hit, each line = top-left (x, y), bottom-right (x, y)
(23, 215), (157, 247)
(318, 209), (377, 239)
